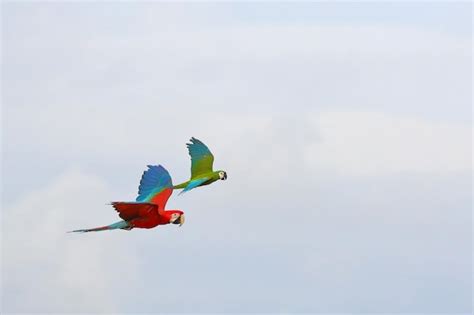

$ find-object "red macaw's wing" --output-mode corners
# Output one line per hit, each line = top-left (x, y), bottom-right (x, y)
(136, 165), (173, 209)
(148, 187), (173, 211)
(111, 202), (157, 221)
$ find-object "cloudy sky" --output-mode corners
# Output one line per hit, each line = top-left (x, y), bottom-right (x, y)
(2, 2), (472, 314)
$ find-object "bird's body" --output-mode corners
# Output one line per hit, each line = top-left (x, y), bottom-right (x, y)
(174, 137), (227, 194)
(173, 172), (220, 189)
(70, 165), (184, 233)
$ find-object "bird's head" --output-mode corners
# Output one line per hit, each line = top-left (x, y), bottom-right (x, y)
(169, 211), (185, 226)
(217, 170), (228, 181)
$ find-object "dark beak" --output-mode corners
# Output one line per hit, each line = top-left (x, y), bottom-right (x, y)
(223, 172), (227, 180)
(172, 215), (185, 226)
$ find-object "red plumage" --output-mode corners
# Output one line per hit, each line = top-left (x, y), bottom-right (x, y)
(69, 166), (184, 233)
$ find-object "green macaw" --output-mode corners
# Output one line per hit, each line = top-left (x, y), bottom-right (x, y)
(173, 137), (227, 194)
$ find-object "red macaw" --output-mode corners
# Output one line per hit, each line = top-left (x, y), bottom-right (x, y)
(69, 165), (184, 233)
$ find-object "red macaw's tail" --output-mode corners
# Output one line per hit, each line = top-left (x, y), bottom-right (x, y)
(68, 220), (130, 233)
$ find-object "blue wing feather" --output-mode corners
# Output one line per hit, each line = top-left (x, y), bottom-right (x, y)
(136, 165), (173, 202)
(188, 138), (212, 158)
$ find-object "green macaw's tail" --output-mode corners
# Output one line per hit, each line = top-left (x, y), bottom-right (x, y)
(68, 220), (130, 233)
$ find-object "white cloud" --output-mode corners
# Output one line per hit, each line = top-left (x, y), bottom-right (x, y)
(2, 170), (140, 313)
(307, 111), (472, 176)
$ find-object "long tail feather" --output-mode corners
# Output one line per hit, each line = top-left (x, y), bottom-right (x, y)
(68, 221), (130, 233)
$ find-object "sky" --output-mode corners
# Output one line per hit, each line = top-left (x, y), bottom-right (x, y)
(1, 2), (472, 314)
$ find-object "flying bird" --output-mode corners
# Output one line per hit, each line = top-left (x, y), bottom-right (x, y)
(173, 137), (227, 194)
(69, 165), (184, 233)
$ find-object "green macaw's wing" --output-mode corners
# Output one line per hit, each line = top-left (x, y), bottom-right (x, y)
(187, 137), (214, 178)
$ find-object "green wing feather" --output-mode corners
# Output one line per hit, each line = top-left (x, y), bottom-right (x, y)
(187, 137), (214, 178)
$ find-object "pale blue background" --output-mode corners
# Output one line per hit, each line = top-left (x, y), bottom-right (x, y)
(2, 2), (472, 313)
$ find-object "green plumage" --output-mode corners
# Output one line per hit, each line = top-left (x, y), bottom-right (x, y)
(174, 137), (227, 193)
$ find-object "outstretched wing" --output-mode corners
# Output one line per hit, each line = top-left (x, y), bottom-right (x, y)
(136, 165), (173, 209)
(187, 137), (214, 178)
(111, 202), (157, 221)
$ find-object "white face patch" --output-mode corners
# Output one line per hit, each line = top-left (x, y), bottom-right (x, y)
(218, 171), (227, 180)
(170, 213), (179, 223)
